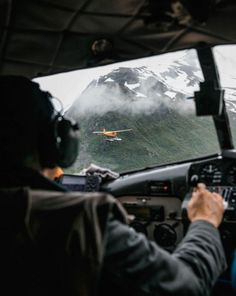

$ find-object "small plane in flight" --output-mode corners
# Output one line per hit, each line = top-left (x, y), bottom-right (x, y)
(93, 128), (132, 141)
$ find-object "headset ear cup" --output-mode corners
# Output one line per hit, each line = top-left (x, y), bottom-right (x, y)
(38, 122), (58, 168)
(38, 116), (80, 169)
(55, 118), (80, 168)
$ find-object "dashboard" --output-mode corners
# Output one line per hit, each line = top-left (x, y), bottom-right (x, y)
(101, 155), (236, 270)
(102, 161), (189, 252)
(59, 154), (236, 272)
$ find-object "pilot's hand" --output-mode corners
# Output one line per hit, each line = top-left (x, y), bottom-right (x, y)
(187, 183), (224, 228)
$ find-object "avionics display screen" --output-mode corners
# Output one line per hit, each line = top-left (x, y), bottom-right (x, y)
(58, 174), (86, 191)
(126, 206), (150, 219)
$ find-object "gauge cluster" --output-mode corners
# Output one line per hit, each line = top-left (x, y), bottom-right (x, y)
(188, 158), (236, 186)
(183, 157), (236, 277)
(187, 157), (236, 221)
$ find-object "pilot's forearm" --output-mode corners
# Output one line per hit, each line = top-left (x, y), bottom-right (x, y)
(103, 218), (226, 296)
(173, 220), (227, 293)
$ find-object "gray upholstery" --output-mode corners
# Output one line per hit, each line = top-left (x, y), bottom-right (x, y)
(0, 0), (236, 78)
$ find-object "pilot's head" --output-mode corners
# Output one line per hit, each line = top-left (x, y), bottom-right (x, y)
(0, 75), (79, 171)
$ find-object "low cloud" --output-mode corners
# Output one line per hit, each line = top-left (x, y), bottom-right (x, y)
(70, 74), (196, 118)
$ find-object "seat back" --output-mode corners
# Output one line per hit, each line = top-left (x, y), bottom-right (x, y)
(0, 187), (128, 296)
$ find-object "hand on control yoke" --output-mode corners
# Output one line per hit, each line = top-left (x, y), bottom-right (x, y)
(187, 183), (224, 228)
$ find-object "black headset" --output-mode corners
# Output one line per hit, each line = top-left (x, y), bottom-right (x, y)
(39, 112), (80, 169)
(36, 87), (80, 169)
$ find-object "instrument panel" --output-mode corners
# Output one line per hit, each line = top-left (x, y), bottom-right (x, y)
(103, 155), (236, 287)
(103, 156), (236, 258)
(188, 158), (236, 186)
(58, 154), (236, 281)
(187, 157), (236, 220)
(117, 196), (183, 251)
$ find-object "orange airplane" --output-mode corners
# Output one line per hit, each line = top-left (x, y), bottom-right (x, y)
(93, 128), (132, 141)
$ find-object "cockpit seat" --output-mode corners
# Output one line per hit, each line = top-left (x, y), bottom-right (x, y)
(0, 187), (128, 296)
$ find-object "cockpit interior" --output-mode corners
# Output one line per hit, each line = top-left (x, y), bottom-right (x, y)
(1, 0), (236, 295)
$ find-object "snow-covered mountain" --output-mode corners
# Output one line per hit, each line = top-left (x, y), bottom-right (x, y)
(65, 56), (228, 173)
(66, 48), (236, 120)
(67, 65), (198, 120)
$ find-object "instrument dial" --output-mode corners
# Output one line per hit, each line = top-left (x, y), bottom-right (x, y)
(153, 224), (177, 248)
(226, 165), (236, 185)
(199, 164), (222, 185)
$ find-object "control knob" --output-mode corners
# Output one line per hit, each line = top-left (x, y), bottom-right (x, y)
(153, 223), (177, 247)
(130, 221), (147, 236)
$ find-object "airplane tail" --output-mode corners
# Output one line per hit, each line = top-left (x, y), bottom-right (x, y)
(93, 128), (106, 134)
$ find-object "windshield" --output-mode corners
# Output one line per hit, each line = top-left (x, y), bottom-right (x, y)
(35, 49), (220, 173)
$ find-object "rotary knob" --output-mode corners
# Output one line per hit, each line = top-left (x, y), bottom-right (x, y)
(130, 221), (147, 236)
(153, 223), (177, 247)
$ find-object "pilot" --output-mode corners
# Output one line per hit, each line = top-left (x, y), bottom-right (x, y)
(0, 75), (226, 296)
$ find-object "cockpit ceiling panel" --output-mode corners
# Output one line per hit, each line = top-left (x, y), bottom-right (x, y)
(0, 0), (236, 78)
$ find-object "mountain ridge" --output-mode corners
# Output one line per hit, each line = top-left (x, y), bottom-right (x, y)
(65, 63), (227, 173)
